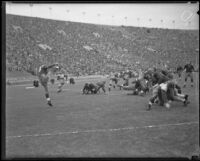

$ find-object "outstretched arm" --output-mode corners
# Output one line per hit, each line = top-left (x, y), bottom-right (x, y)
(191, 65), (195, 72)
(47, 63), (59, 70)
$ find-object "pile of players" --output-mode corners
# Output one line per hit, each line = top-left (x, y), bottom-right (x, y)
(82, 81), (106, 94)
(120, 66), (190, 110)
(105, 65), (190, 110)
(145, 67), (190, 110)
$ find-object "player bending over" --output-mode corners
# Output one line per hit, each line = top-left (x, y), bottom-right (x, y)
(96, 81), (106, 93)
(38, 63), (59, 106)
(82, 83), (98, 94)
(120, 79), (148, 96)
(157, 80), (189, 109)
(120, 69), (150, 96)
(108, 75), (119, 91)
(147, 68), (173, 110)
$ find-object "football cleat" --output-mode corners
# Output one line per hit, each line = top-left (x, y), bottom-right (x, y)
(184, 94), (189, 101)
(154, 99), (159, 104)
(47, 101), (53, 107)
(183, 99), (190, 106)
(165, 103), (170, 109)
(57, 89), (62, 93)
(147, 103), (152, 111)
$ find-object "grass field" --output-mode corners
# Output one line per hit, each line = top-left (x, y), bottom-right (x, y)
(5, 74), (199, 158)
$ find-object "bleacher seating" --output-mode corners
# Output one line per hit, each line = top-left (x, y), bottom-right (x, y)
(6, 14), (199, 76)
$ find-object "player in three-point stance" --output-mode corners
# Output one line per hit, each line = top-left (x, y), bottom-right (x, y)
(38, 63), (59, 106)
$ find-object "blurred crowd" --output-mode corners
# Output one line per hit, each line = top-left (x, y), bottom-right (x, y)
(6, 14), (199, 76)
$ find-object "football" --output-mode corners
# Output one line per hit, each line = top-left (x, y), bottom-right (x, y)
(165, 103), (171, 109)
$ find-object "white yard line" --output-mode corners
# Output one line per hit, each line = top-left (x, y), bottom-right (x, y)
(25, 86), (35, 89)
(6, 121), (198, 139)
(62, 88), (80, 92)
(13, 84), (32, 87)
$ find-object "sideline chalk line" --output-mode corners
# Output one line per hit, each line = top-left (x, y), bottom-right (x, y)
(6, 121), (198, 139)
(24, 87), (126, 96)
(8, 77), (106, 87)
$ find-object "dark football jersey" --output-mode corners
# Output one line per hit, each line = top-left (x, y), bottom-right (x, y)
(177, 66), (183, 72)
(38, 65), (48, 75)
(184, 64), (194, 73)
(153, 72), (170, 85)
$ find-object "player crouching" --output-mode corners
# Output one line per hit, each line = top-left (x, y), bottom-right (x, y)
(96, 81), (106, 93)
(120, 78), (149, 96)
(33, 80), (39, 87)
(82, 83), (97, 94)
(108, 77), (119, 91)
(82, 81), (106, 94)
(69, 77), (75, 84)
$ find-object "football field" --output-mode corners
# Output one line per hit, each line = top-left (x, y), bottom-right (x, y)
(5, 75), (199, 158)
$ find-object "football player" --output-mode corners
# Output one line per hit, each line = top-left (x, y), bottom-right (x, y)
(176, 65), (183, 80)
(158, 80), (189, 109)
(38, 63), (59, 106)
(147, 68), (173, 110)
(56, 65), (67, 93)
(183, 61), (195, 87)
(96, 81), (106, 93)
(82, 83), (98, 94)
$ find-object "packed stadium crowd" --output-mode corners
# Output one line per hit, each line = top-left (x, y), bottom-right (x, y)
(6, 14), (199, 77)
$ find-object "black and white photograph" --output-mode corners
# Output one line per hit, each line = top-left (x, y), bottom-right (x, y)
(4, 1), (199, 158)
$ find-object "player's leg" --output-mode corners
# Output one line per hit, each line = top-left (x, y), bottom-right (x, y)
(82, 83), (88, 94)
(121, 85), (135, 91)
(147, 85), (160, 110)
(108, 79), (113, 92)
(157, 87), (164, 106)
(102, 85), (106, 93)
(175, 88), (187, 99)
(95, 85), (101, 93)
(39, 75), (53, 106)
(101, 81), (106, 93)
(123, 79), (129, 86)
(146, 79), (152, 93)
(43, 84), (53, 106)
(88, 83), (96, 94)
(178, 71), (181, 81)
(140, 80), (148, 96)
(183, 73), (188, 88)
(169, 87), (189, 106)
(57, 79), (65, 93)
(92, 85), (98, 94)
(174, 88), (189, 105)
(96, 82), (103, 93)
(160, 89), (171, 109)
(189, 72), (194, 87)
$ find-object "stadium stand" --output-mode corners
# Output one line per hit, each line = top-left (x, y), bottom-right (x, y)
(6, 14), (199, 76)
